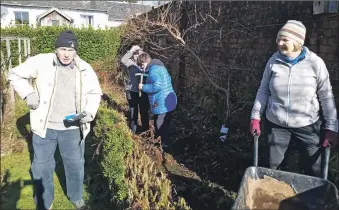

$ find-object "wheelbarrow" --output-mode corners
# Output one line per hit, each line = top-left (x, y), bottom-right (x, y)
(232, 135), (339, 210)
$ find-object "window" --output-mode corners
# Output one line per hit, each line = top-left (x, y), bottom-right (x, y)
(51, 20), (60, 26)
(14, 11), (29, 25)
(80, 15), (93, 26)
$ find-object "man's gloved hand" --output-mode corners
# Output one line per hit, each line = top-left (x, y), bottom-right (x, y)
(25, 93), (39, 110)
(79, 111), (92, 124)
(322, 129), (338, 148)
(130, 45), (141, 52)
(250, 119), (261, 136)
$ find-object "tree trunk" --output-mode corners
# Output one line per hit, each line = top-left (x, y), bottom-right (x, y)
(177, 2), (188, 104)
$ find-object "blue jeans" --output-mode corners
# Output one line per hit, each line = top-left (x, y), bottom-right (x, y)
(31, 128), (84, 209)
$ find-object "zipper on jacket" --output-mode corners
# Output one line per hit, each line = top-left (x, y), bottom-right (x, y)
(43, 66), (58, 130)
(80, 71), (82, 112)
(286, 66), (292, 127)
(79, 70), (87, 143)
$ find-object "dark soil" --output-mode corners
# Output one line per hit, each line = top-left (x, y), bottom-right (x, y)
(102, 87), (278, 210)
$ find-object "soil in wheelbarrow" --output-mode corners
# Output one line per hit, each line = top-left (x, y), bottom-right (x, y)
(246, 176), (308, 210)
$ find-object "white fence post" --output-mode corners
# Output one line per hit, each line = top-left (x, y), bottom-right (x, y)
(1, 36), (31, 124)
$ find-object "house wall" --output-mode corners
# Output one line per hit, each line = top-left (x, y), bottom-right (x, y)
(62, 9), (108, 29)
(1, 5), (46, 27)
(0, 4), (109, 29)
(107, 19), (124, 28)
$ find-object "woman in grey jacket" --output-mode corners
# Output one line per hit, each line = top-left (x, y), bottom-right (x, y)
(250, 20), (338, 177)
(121, 45), (150, 133)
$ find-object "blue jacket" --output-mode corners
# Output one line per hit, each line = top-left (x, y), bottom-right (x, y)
(142, 59), (177, 115)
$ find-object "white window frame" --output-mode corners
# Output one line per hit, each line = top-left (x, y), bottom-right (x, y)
(51, 19), (60, 26)
(80, 15), (94, 27)
(14, 11), (29, 25)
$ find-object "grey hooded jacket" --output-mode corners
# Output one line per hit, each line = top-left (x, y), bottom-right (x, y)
(251, 47), (338, 132)
(121, 50), (143, 92)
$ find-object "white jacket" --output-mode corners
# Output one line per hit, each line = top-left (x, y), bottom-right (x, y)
(8, 53), (102, 139)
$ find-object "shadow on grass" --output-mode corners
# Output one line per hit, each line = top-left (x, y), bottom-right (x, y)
(10, 111), (114, 209)
(0, 169), (47, 210)
(0, 169), (26, 209)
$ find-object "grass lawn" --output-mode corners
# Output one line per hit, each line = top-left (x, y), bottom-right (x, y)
(1, 146), (89, 210)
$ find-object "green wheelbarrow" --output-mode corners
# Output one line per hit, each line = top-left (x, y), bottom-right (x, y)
(232, 135), (339, 210)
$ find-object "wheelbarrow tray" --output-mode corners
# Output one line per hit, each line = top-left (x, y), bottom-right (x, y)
(232, 166), (339, 210)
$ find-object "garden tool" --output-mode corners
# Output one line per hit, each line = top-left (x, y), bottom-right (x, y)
(64, 112), (88, 145)
(323, 145), (330, 180)
(64, 112), (87, 123)
(135, 73), (149, 97)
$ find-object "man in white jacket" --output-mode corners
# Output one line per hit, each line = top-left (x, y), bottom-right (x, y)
(8, 30), (102, 210)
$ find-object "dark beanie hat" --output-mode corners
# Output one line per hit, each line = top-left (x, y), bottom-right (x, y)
(55, 30), (78, 50)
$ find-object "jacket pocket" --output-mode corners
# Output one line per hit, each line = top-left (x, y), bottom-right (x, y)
(308, 98), (320, 115)
(152, 99), (158, 109)
(268, 98), (277, 113)
(269, 102), (278, 114)
(267, 101), (285, 121)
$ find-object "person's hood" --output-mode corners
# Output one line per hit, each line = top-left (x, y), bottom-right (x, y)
(146, 59), (165, 71)
(150, 59), (165, 66)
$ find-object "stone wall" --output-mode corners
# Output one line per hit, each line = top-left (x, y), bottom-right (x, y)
(145, 1), (339, 131)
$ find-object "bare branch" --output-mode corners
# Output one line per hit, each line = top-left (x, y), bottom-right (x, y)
(121, 1), (260, 124)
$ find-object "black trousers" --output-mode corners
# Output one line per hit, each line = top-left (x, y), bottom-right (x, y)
(126, 90), (149, 133)
(266, 119), (324, 177)
(154, 111), (173, 148)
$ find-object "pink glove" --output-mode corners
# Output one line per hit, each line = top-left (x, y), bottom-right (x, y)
(250, 119), (261, 136)
(322, 129), (338, 148)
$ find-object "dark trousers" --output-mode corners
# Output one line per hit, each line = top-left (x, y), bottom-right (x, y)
(31, 129), (84, 209)
(266, 119), (323, 177)
(126, 90), (149, 133)
(154, 111), (173, 149)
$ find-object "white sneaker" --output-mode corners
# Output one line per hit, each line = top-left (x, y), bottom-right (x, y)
(73, 199), (86, 210)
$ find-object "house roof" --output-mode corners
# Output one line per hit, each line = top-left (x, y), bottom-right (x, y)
(1, 2), (108, 13)
(1, 1), (153, 20)
(37, 7), (74, 22)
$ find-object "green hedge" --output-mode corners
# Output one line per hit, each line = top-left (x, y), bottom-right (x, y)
(93, 104), (133, 202)
(1, 25), (123, 64)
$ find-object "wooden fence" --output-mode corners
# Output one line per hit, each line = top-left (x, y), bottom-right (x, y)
(1, 36), (31, 124)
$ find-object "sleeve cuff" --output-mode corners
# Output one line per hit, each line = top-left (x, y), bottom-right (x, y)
(324, 120), (338, 133)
